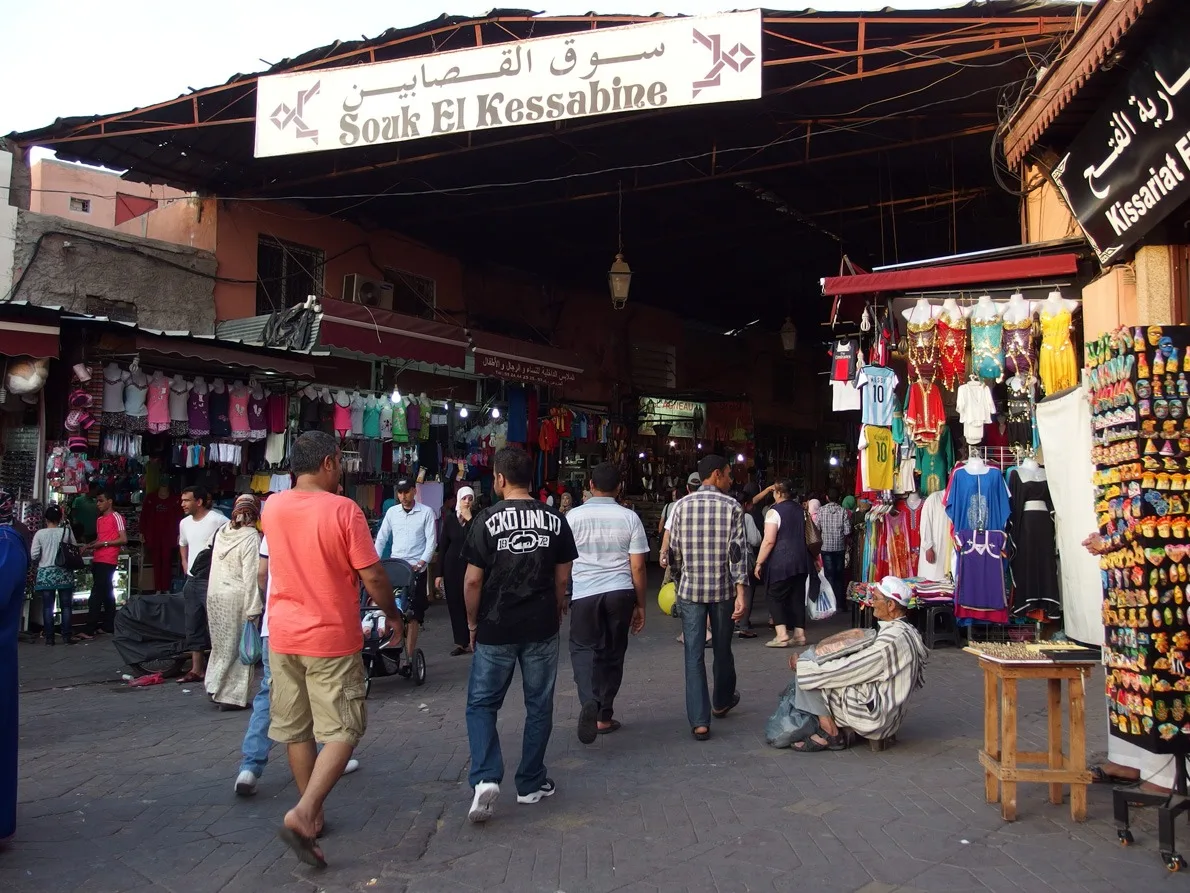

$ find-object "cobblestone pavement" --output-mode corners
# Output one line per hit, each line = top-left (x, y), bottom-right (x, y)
(5, 594), (1183, 893)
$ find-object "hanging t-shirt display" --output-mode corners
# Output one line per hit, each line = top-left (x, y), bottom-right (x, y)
(831, 380), (862, 412)
(831, 338), (861, 382)
(856, 365), (899, 427)
(858, 425), (894, 491)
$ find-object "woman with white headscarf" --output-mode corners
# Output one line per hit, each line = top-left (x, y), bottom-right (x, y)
(204, 494), (262, 709)
(436, 486), (476, 655)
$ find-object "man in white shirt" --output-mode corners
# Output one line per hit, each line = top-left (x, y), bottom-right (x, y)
(375, 479), (437, 670)
(565, 462), (649, 744)
(176, 485), (228, 683)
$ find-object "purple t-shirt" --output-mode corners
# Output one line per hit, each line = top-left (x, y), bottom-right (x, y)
(406, 401), (421, 432)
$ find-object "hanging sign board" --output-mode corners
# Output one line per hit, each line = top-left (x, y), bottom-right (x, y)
(638, 397), (704, 438)
(255, 11), (762, 157)
(1052, 21), (1190, 264)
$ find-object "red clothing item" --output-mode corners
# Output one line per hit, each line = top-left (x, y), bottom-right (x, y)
(140, 493), (183, 550)
(898, 497), (924, 566)
(538, 419), (559, 451)
(906, 381), (946, 445)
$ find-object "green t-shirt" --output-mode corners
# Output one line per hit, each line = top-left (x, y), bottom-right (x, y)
(71, 495), (98, 540)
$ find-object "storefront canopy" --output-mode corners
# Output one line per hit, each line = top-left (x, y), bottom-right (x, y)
(133, 332), (315, 379)
(821, 251), (1081, 297)
(0, 320), (59, 358)
(317, 299), (469, 368)
(469, 331), (583, 387)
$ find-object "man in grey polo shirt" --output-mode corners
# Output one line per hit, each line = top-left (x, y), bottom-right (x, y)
(565, 462), (649, 744)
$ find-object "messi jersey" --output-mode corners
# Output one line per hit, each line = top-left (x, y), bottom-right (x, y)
(857, 365), (899, 427)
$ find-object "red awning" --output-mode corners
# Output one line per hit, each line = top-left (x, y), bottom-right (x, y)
(821, 253), (1081, 297)
(135, 333), (315, 379)
(470, 331), (583, 387)
(0, 320), (59, 358)
(318, 299), (468, 368)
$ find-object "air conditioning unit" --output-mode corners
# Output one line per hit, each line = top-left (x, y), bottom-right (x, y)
(343, 273), (395, 311)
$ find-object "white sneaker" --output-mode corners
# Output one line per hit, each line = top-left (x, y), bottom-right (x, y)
(517, 778), (556, 804)
(234, 770), (258, 797)
(343, 758), (360, 775)
(468, 782), (500, 823)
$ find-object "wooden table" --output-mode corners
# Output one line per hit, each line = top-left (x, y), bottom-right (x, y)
(974, 653), (1096, 822)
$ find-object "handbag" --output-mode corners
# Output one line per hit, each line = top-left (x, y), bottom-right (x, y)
(54, 527), (86, 571)
(238, 619), (263, 665)
(804, 510), (822, 556)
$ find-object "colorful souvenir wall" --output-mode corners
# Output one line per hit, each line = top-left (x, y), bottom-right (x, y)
(1090, 324), (1190, 753)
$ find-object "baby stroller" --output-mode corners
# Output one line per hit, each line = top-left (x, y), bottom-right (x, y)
(360, 558), (426, 696)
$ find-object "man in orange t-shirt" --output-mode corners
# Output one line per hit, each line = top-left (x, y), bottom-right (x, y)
(263, 431), (403, 869)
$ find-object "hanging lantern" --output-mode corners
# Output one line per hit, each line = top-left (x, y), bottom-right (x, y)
(609, 253), (632, 310)
(780, 317), (798, 353)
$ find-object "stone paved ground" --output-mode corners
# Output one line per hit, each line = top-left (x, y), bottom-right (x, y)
(4, 592), (1183, 893)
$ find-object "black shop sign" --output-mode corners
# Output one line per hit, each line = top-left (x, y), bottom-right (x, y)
(1052, 22), (1190, 265)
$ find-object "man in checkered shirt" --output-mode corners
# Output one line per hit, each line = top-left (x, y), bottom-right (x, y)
(667, 454), (749, 740)
(815, 488), (850, 603)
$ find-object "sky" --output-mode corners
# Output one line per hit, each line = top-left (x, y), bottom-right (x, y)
(1, 0), (988, 135)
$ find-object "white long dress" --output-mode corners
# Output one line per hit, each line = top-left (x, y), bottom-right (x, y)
(204, 525), (262, 706)
(916, 491), (952, 581)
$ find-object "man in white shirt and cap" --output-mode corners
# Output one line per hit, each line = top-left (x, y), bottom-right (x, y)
(375, 478), (437, 671)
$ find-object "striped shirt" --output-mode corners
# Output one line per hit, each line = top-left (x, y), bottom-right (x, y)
(668, 485), (749, 604)
(816, 502), (850, 553)
(796, 619), (927, 739)
(566, 497), (649, 599)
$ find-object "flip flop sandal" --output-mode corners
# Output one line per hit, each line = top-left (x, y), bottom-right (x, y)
(737, 629), (758, 638)
(691, 727), (710, 741)
(712, 692), (741, 719)
(596, 720), (622, 735)
(764, 638), (791, 648)
(1090, 765), (1139, 786)
(176, 672), (203, 684)
(277, 827), (328, 869)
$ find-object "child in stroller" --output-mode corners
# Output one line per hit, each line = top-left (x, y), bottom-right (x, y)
(360, 558), (426, 694)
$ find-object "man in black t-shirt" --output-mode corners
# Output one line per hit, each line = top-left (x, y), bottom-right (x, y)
(460, 447), (578, 824)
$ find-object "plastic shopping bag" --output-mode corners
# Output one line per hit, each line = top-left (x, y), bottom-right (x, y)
(764, 678), (818, 748)
(806, 571), (837, 622)
(238, 619), (263, 666)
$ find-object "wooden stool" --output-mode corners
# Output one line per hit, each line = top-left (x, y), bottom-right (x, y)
(976, 655), (1095, 822)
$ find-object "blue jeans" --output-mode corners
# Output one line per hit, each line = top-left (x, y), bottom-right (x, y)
(39, 588), (72, 642)
(240, 636), (273, 777)
(466, 635), (559, 796)
(680, 600), (737, 729)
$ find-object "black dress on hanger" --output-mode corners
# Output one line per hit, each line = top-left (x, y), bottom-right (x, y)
(1008, 468), (1060, 620)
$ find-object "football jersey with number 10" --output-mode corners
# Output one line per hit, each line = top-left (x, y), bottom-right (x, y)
(857, 365), (899, 427)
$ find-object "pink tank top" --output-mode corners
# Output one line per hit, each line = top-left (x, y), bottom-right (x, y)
(147, 380), (171, 432)
(333, 402), (352, 437)
(229, 387), (251, 439)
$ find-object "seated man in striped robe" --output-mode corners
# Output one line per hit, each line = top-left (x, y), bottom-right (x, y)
(787, 576), (927, 752)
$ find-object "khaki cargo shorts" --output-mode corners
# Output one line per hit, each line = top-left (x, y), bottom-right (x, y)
(268, 650), (368, 746)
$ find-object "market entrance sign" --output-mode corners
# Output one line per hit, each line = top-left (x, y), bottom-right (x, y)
(1052, 20), (1190, 264)
(254, 11), (762, 158)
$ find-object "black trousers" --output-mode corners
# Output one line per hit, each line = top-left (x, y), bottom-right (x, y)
(568, 589), (636, 722)
(767, 573), (807, 631)
(444, 579), (469, 649)
(87, 561), (117, 635)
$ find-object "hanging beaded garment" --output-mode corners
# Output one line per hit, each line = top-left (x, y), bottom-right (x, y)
(937, 311), (969, 391)
(1003, 317), (1036, 378)
(906, 319), (939, 385)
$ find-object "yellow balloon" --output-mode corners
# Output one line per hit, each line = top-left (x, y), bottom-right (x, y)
(657, 582), (677, 617)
